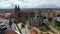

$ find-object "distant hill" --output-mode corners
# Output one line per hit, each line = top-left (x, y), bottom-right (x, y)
(0, 8), (60, 12)
(38, 4), (60, 8)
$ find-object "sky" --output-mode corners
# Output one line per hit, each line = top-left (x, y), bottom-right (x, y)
(0, 0), (60, 9)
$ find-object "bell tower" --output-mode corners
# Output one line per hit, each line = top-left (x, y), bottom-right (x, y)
(11, 5), (21, 22)
(14, 5), (21, 22)
(14, 5), (17, 10)
(18, 5), (20, 11)
(14, 5), (20, 12)
(13, 5), (20, 18)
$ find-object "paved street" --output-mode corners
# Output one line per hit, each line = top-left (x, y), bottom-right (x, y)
(12, 23), (30, 34)
(43, 21), (60, 34)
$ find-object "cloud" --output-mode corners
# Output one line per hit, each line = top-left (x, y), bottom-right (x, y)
(0, 2), (11, 8)
(38, 4), (60, 8)
(0, 0), (60, 9)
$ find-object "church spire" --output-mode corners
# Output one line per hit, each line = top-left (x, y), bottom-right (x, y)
(18, 5), (20, 11)
(14, 5), (18, 10)
(14, 5), (20, 11)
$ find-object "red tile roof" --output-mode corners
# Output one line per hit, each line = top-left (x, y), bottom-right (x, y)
(5, 30), (18, 34)
(30, 29), (38, 34)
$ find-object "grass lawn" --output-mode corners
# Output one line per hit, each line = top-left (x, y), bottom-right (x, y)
(48, 21), (60, 31)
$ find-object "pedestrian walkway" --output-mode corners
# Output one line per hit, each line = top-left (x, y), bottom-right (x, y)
(43, 21), (60, 34)
(12, 23), (30, 34)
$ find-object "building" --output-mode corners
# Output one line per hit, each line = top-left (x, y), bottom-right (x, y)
(0, 5), (60, 30)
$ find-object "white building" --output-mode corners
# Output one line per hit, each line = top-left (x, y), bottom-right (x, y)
(0, 18), (11, 30)
(53, 17), (60, 22)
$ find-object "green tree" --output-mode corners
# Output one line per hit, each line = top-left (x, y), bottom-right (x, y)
(22, 21), (26, 28)
(48, 17), (52, 22)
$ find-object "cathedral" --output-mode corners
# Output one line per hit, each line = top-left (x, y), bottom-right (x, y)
(10, 5), (42, 22)
(10, 5), (28, 22)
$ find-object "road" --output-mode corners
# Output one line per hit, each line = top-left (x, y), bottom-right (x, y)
(14, 23), (30, 34)
(43, 21), (60, 34)
(21, 25), (30, 34)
